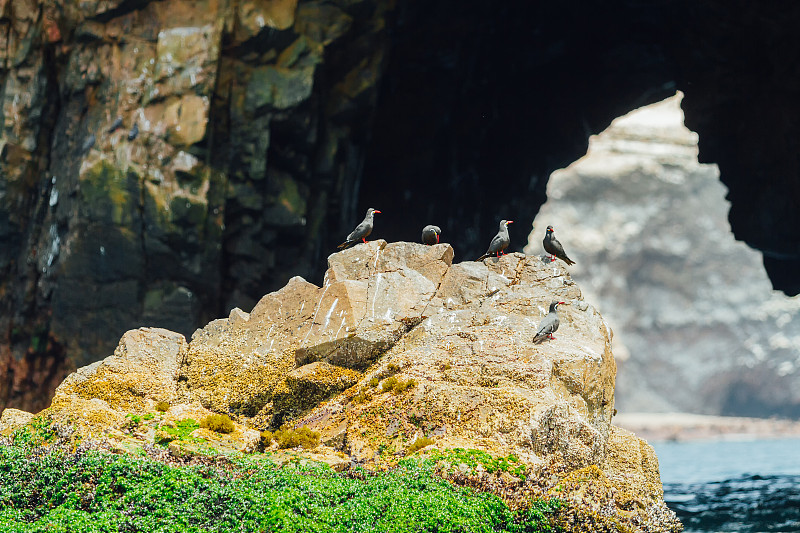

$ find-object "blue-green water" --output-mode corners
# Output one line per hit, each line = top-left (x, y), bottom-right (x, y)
(652, 439), (800, 532)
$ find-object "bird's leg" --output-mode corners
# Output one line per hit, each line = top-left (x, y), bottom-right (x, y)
(362, 237), (367, 244)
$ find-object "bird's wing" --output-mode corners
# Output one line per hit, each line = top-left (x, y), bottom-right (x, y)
(486, 232), (506, 253)
(551, 238), (568, 257)
(554, 239), (575, 263)
(534, 314), (558, 339)
(346, 220), (370, 242)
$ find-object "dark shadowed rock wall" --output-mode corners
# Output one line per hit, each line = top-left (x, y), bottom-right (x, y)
(0, 0), (393, 411)
(1, 0), (799, 412)
(362, 1), (800, 291)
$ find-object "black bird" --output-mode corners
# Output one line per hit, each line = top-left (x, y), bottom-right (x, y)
(128, 123), (139, 141)
(337, 208), (381, 249)
(107, 116), (123, 134)
(421, 225), (441, 245)
(533, 301), (564, 343)
(477, 219), (513, 260)
(543, 225), (575, 265)
(81, 134), (96, 154)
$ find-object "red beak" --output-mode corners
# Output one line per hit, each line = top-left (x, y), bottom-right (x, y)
(436, 233), (440, 243)
(558, 301), (565, 305)
(507, 220), (514, 224)
(374, 210), (381, 214)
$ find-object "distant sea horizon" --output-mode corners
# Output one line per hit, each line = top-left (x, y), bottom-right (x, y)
(652, 436), (800, 485)
(614, 411), (800, 444)
(652, 437), (800, 532)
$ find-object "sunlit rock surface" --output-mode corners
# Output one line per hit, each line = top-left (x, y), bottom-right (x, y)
(527, 94), (800, 417)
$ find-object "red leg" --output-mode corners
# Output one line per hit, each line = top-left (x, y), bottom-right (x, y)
(362, 237), (367, 243)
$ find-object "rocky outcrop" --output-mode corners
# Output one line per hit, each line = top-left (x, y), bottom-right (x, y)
(527, 94), (800, 418)
(1, 242), (680, 530)
(52, 327), (187, 413)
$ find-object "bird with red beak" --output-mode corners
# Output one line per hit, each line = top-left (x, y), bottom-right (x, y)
(338, 208), (381, 249)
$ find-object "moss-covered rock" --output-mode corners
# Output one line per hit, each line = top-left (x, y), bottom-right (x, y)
(78, 158), (140, 226)
(272, 362), (361, 423)
(602, 425), (665, 502)
(4, 243), (681, 531)
(179, 284), (310, 415)
(0, 408), (35, 436)
(48, 328), (188, 416)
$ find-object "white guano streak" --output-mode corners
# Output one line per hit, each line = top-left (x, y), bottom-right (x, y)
(335, 316), (347, 338)
(303, 284), (331, 343)
(371, 273), (382, 318)
(323, 298), (339, 329)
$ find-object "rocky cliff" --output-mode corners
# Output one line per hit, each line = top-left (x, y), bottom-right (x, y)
(527, 94), (800, 417)
(4, 0), (800, 417)
(0, 0), (393, 412)
(0, 242), (680, 531)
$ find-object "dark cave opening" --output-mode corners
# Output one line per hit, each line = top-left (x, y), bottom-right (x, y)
(355, 0), (800, 294)
(357, 1), (679, 262)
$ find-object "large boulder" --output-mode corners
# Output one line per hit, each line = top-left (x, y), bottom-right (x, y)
(51, 327), (187, 413)
(294, 251), (616, 471)
(35, 245), (616, 466)
(40, 328), (188, 434)
(182, 240), (453, 417)
(5, 242), (678, 530)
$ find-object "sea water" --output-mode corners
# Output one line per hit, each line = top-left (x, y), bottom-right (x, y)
(652, 438), (800, 532)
